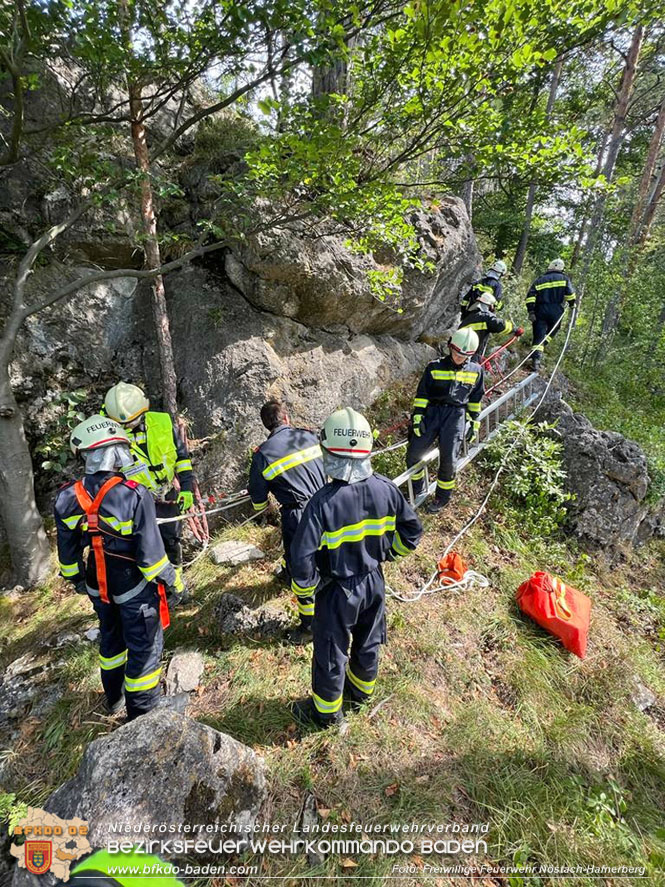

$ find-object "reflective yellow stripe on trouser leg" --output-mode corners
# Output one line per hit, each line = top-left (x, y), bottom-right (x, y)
(312, 691), (343, 714)
(345, 666), (376, 697)
(124, 667), (162, 693)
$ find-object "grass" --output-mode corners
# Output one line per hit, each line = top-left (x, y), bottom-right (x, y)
(2, 383), (665, 885)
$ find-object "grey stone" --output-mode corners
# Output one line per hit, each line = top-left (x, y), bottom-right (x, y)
(538, 392), (656, 548)
(45, 631), (82, 649)
(210, 540), (265, 566)
(631, 678), (656, 712)
(155, 692), (191, 714)
(165, 650), (205, 694)
(84, 627), (101, 643)
(217, 593), (291, 637)
(297, 792), (326, 867)
(12, 711), (266, 885)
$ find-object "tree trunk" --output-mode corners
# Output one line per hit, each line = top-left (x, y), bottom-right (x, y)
(512, 58), (563, 274)
(578, 26), (644, 290)
(571, 130), (609, 268)
(0, 363), (50, 587)
(628, 92), (665, 245)
(636, 158), (665, 246)
(120, 0), (178, 415)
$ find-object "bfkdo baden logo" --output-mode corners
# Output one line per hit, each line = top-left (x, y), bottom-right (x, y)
(10, 807), (91, 881)
(25, 841), (52, 875)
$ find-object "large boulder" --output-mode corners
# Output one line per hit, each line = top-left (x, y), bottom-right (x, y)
(539, 393), (656, 548)
(224, 197), (479, 339)
(12, 710), (266, 886)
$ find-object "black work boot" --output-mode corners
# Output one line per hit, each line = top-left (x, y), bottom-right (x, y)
(531, 353), (542, 372)
(284, 623), (314, 646)
(104, 694), (125, 715)
(291, 698), (344, 730)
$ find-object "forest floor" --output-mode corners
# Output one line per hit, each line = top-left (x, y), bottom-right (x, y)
(2, 359), (665, 886)
(2, 468), (665, 886)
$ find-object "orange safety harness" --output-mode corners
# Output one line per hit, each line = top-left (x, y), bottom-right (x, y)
(74, 477), (123, 604)
(73, 476), (171, 628)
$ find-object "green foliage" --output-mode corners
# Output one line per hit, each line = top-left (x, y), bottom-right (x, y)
(0, 792), (27, 833)
(481, 420), (574, 535)
(35, 389), (88, 475)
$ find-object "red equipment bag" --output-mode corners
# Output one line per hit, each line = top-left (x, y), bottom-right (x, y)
(157, 582), (171, 630)
(437, 552), (468, 585)
(516, 571), (591, 659)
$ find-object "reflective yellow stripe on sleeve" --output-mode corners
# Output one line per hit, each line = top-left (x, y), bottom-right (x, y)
(252, 501), (268, 512)
(140, 555), (169, 582)
(467, 402), (481, 414)
(262, 445), (322, 481)
(391, 531), (411, 557)
(175, 459), (193, 472)
(297, 601), (315, 617)
(412, 398), (429, 409)
(525, 295), (536, 305)
(464, 322), (488, 331)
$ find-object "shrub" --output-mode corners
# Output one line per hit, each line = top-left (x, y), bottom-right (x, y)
(480, 419), (573, 536)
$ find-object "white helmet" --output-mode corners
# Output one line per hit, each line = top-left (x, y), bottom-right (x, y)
(320, 407), (373, 460)
(449, 327), (479, 356)
(490, 259), (507, 275)
(548, 258), (565, 272)
(104, 382), (149, 424)
(70, 414), (129, 455)
(476, 291), (497, 308)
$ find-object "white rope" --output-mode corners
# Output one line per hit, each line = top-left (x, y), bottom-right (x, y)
(387, 569), (490, 603)
(155, 493), (251, 524)
(387, 308), (576, 604)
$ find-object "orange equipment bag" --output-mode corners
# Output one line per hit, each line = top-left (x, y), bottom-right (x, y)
(516, 571), (591, 659)
(437, 552), (468, 585)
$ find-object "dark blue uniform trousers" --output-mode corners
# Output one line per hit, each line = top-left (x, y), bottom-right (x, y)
(532, 304), (564, 355)
(91, 582), (164, 720)
(312, 568), (386, 722)
(283, 504), (314, 627)
(405, 405), (466, 505)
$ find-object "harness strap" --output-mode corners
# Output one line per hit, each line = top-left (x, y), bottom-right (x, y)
(73, 476), (124, 605)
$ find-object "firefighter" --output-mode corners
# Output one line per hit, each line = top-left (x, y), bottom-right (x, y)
(460, 259), (507, 316)
(103, 382), (194, 600)
(55, 415), (177, 720)
(526, 258), (576, 370)
(289, 408), (422, 729)
(405, 328), (484, 514)
(458, 291), (520, 361)
(248, 400), (326, 641)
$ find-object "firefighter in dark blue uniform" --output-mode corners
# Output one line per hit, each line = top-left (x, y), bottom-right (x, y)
(248, 401), (326, 638)
(289, 408), (422, 729)
(526, 258), (576, 370)
(458, 290), (520, 361)
(405, 328), (485, 514)
(55, 415), (177, 720)
(460, 259), (507, 316)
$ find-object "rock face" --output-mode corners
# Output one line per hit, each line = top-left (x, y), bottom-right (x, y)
(12, 710), (266, 886)
(539, 393), (657, 547)
(225, 197), (479, 339)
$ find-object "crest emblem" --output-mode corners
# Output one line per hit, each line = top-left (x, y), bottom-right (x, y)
(26, 840), (52, 874)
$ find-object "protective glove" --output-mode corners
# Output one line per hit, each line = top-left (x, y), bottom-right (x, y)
(412, 417), (423, 438)
(528, 312), (536, 323)
(466, 419), (480, 443)
(164, 583), (182, 608)
(74, 579), (88, 595)
(177, 490), (194, 513)
(515, 327), (525, 336)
